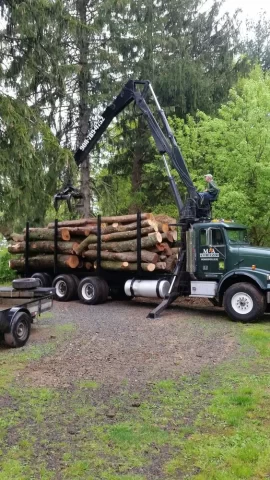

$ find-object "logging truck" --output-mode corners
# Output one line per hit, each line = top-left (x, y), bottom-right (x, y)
(8, 80), (270, 323)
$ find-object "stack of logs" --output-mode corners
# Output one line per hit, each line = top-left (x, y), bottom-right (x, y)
(8, 213), (179, 273)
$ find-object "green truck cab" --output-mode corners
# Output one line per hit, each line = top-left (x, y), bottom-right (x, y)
(187, 221), (270, 322)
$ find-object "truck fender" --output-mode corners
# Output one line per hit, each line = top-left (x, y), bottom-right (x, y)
(217, 271), (265, 301)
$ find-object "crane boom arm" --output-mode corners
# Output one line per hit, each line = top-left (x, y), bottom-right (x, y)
(74, 80), (198, 210)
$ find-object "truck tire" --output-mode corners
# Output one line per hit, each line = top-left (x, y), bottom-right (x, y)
(78, 277), (106, 305)
(52, 274), (77, 302)
(224, 282), (266, 323)
(31, 273), (52, 288)
(70, 274), (80, 299)
(12, 278), (40, 290)
(4, 311), (31, 348)
(99, 278), (109, 302)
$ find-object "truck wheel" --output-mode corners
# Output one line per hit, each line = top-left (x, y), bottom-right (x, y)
(4, 311), (31, 348)
(78, 277), (106, 305)
(12, 278), (40, 290)
(31, 273), (52, 287)
(224, 283), (266, 323)
(52, 274), (77, 302)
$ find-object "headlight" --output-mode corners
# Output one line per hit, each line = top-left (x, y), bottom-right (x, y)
(267, 274), (270, 281)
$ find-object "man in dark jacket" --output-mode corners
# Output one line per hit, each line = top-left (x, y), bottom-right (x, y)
(199, 174), (219, 205)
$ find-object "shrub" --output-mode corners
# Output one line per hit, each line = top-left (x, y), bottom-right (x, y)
(0, 248), (17, 284)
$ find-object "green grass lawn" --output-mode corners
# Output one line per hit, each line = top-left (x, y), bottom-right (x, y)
(0, 320), (269, 479)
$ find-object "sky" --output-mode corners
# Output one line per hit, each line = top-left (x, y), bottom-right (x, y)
(221, 0), (270, 18)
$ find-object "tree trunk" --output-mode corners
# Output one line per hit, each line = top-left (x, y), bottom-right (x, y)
(77, 0), (91, 217)
(23, 228), (70, 241)
(9, 254), (79, 271)
(8, 241), (77, 254)
(83, 249), (159, 263)
(129, 116), (146, 213)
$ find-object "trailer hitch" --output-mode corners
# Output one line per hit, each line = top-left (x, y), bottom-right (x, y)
(54, 185), (84, 212)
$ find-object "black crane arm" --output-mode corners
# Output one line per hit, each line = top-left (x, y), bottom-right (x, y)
(74, 80), (198, 215)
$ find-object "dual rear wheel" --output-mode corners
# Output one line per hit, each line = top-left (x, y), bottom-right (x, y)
(51, 274), (109, 305)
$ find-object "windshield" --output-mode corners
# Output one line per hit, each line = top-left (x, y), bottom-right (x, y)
(226, 229), (249, 245)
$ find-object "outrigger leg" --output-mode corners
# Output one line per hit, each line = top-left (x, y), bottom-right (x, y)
(147, 251), (185, 319)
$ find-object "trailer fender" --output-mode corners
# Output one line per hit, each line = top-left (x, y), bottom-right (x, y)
(7, 307), (32, 332)
(217, 270), (266, 303)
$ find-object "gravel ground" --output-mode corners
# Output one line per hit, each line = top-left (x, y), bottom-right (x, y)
(24, 297), (239, 391)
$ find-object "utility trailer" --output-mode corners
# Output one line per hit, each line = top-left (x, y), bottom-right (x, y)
(0, 278), (55, 348)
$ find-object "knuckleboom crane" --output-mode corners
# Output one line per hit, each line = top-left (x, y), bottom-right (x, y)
(54, 80), (213, 318)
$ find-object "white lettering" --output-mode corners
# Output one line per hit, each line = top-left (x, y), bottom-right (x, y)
(200, 248), (219, 259)
(80, 117), (104, 151)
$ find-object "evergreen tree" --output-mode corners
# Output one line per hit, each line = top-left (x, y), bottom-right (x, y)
(97, 0), (243, 214)
(244, 15), (270, 71)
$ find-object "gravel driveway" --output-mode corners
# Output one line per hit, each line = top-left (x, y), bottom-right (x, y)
(24, 298), (239, 391)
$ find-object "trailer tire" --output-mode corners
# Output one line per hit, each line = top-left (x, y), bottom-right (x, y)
(78, 277), (105, 305)
(70, 274), (80, 299)
(52, 274), (76, 302)
(99, 278), (109, 302)
(31, 273), (52, 288)
(12, 278), (40, 290)
(4, 311), (31, 348)
(224, 282), (266, 323)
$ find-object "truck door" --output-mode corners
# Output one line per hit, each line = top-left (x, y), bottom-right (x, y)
(198, 227), (226, 279)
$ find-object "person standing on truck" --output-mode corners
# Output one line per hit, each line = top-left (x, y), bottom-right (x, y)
(199, 174), (219, 205)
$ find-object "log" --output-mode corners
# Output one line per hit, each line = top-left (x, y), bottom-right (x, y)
(171, 247), (180, 255)
(8, 241), (78, 255)
(154, 215), (177, 231)
(101, 226), (156, 243)
(73, 234), (98, 255)
(156, 222), (169, 233)
(82, 250), (159, 264)
(48, 219), (97, 228)
(84, 232), (162, 253)
(111, 219), (158, 233)
(75, 227), (159, 255)
(9, 254), (79, 271)
(161, 232), (175, 244)
(23, 228), (70, 241)
(160, 243), (172, 256)
(95, 261), (155, 272)
(121, 262), (156, 272)
(156, 262), (167, 270)
(77, 260), (93, 270)
(10, 233), (24, 242)
(47, 213), (153, 228)
(166, 256), (177, 271)
(64, 226), (98, 236)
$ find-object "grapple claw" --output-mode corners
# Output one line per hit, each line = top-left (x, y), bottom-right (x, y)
(53, 185), (84, 212)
